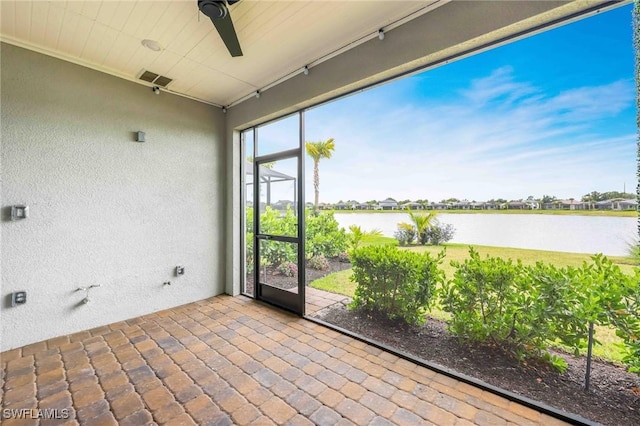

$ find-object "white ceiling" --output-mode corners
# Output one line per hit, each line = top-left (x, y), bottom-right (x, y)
(0, 0), (446, 107)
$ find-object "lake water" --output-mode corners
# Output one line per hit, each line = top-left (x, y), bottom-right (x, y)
(334, 213), (637, 256)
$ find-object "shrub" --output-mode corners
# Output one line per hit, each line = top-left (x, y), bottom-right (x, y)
(252, 208), (345, 266)
(440, 248), (579, 370)
(245, 232), (254, 273)
(588, 262), (640, 374)
(306, 211), (348, 258)
(246, 207), (297, 268)
(262, 240), (297, 266)
(394, 222), (416, 245)
(260, 206), (297, 236)
(519, 262), (585, 371)
(441, 249), (640, 373)
(350, 245), (445, 326)
(308, 255), (330, 270)
(245, 207), (255, 273)
(610, 269), (640, 373)
(426, 222), (455, 245)
(277, 262), (298, 277)
(559, 255), (640, 381)
(337, 251), (350, 263)
(442, 248), (525, 348)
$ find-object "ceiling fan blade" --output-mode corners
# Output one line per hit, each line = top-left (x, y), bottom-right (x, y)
(210, 13), (243, 57)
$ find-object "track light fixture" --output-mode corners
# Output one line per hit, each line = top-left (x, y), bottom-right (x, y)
(152, 86), (160, 95)
(378, 29), (385, 40)
(303, 65), (309, 76)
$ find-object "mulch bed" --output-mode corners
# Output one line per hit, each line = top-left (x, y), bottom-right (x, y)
(244, 256), (352, 295)
(313, 285), (640, 426)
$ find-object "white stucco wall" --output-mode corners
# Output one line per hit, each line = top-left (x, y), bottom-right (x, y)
(0, 43), (226, 351)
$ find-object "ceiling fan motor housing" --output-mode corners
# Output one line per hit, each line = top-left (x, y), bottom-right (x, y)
(199, 0), (228, 20)
(198, 0), (243, 57)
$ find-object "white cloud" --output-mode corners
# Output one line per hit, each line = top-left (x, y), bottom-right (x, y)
(459, 66), (539, 106)
(302, 68), (635, 203)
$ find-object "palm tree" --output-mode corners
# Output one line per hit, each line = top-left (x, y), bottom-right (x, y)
(348, 225), (383, 250)
(305, 138), (335, 211)
(407, 208), (437, 245)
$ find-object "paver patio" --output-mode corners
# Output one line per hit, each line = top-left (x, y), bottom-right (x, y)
(1, 295), (570, 425)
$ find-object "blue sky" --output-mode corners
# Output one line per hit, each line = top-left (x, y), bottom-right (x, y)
(300, 3), (636, 203)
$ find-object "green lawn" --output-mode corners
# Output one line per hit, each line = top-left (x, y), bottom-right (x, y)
(311, 243), (636, 364)
(360, 234), (398, 247)
(405, 243), (637, 278)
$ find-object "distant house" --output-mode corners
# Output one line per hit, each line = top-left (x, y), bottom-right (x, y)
(594, 199), (637, 210)
(451, 201), (471, 210)
(543, 201), (562, 210)
(335, 202), (349, 210)
(506, 201), (525, 210)
(333, 200), (358, 210)
(429, 202), (449, 210)
(378, 198), (398, 210)
(615, 199), (638, 211)
(483, 202), (499, 210)
(470, 202), (485, 210)
(522, 196), (537, 209)
(594, 200), (612, 210)
(560, 199), (586, 210)
(401, 202), (425, 210)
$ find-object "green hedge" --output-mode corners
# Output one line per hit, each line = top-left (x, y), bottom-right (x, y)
(348, 244), (640, 373)
(246, 207), (347, 268)
(440, 249), (639, 372)
(350, 245), (445, 326)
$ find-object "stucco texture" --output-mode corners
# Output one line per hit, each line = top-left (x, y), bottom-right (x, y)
(1, 43), (226, 351)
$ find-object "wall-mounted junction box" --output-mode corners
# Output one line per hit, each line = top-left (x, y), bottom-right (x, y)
(11, 205), (28, 221)
(11, 291), (27, 306)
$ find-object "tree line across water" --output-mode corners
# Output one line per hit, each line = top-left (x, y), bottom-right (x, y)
(328, 191), (637, 208)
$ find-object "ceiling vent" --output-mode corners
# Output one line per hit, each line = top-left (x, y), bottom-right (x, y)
(138, 70), (173, 87)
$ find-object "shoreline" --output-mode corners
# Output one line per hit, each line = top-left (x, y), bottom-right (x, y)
(329, 208), (636, 217)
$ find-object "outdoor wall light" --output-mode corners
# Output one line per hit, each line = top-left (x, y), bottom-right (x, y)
(378, 29), (385, 40)
(152, 86), (160, 95)
(222, 106), (227, 113)
(303, 65), (309, 76)
(255, 90), (261, 99)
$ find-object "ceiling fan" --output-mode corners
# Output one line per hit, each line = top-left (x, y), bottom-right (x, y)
(198, 0), (243, 57)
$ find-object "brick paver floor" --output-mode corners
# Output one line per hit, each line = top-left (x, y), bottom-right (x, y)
(1, 295), (570, 425)
(305, 288), (350, 316)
